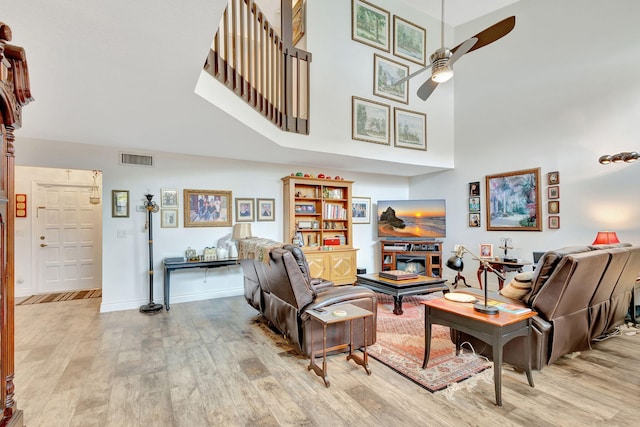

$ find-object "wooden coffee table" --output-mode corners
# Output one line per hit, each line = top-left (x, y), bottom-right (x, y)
(356, 273), (448, 315)
(422, 297), (536, 406)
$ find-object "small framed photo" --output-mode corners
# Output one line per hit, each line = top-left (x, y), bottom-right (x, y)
(161, 209), (178, 228)
(112, 190), (129, 218)
(183, 189), (232, 227)
(161, 188), (178, 207)
(548, 186), (559, 199)
(548, 171), (559, 185)
(469, 181), (480, 196)
(468, 197), (480, 212)
(549, 215), (560, 229)
(352, 0), (390, 52)
(352, 96), (390, 145)
(548, 200), (560, 214)
(374, 54), (408, 104)
(352, 196), (371, 224)
(469, 213), (480, 228)
(294, 201), (316, 214)
(394, 108), (426, 151)
(480, 243), (493, 259)
(257, 198), (275, 221)
(235, 198), (255, 222)
(393, 16), (426, 65)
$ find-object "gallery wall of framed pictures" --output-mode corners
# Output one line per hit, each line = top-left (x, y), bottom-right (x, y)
(547, 171), (560, 229)
(351, 0), (427, 151)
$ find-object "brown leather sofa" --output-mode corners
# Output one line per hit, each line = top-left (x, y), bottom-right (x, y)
(454, 244), (640, 370)
(240, 242), (377, 356)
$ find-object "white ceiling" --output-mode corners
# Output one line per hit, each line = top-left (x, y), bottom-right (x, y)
(3, 0), (519, 177)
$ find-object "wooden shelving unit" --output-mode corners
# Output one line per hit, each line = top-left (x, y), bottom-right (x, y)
(282, 176), (357, 285)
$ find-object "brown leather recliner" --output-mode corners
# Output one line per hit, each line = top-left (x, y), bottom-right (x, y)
(453, 244), (640, 370)
(240, 245), (377, 356)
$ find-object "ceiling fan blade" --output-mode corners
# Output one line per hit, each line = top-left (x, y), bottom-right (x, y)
(448, 37), (477, 66)
(392, 62), (435, 87)
(451, 16), (515, 55)
(417, 79), (439, 101)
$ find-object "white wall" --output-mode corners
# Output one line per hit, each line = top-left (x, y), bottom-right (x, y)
(15, 138), (407, 312)
(410, 0), (640, 287)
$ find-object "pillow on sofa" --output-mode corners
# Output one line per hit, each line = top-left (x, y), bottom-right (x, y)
(500, 271), (534, 300)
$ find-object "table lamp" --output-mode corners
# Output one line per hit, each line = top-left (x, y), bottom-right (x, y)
(446, 245), (506, 315)
(592, 231), (620, 245)
(230, 223), (252, 257)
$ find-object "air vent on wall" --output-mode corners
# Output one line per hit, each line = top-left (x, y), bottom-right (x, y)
(119, 152), (154, 167)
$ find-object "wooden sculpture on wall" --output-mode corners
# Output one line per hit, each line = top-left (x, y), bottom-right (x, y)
(0, 21), (34, 427)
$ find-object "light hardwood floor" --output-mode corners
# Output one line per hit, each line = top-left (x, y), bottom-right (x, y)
(14, 295), (640, 427)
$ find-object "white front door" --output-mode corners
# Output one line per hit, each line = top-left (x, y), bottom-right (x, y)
(35, 183), (102, 293)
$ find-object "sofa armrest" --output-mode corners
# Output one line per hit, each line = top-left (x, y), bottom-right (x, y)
(310, 277), (334, 292)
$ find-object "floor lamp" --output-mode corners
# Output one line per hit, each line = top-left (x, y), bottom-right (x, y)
(446, 245), (505, 315)
(140, 194), (163, 314)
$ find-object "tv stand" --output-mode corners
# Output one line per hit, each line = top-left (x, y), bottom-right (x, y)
(380, 240), (442, 278)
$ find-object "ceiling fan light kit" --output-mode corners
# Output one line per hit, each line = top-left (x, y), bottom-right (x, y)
(430, 48), (454, 83)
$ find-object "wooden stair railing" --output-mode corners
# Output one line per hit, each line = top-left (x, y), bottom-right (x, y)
(204, 0), (311, 134)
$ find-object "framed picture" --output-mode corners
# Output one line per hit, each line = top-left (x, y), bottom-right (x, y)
(351, 0), (390, 52)
(548, 200), (560, 214)
(393, 15), (426, 65)
(294, 201), (316, 214)
(548, 186), (559, 199)
(161, 188), (178, 207)
(352, 96), (390, 145)
(235, 198), (255, 222)
(468, 197), (480, 212)
(161, 209), (178, 228)
(549, 215), (560, 229)
(257, 198), (275, 221)
(548, 171), (559, 185)
(469, 213), (480, 228)
(480, 243), (493, 259)
(292, 0), (305, 45)
(352, 196), (371, 224)
(374, 54), (408, 104)
(183, 189), (232, 227)
(469, 181), (480, 196)
(394, 108), (426, 150)
(112, 190), (129, 218)
(486, 168), (542, 231)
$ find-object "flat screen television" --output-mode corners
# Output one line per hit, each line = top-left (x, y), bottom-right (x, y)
(377, 199), (446, 239)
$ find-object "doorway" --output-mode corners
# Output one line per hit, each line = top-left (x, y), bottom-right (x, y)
(30, 169), (102, 294)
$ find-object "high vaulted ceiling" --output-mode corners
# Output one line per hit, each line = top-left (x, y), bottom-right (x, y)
(3, 0), (519, 176)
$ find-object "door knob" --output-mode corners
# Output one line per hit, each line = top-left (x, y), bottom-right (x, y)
(40, 243), (48, 247)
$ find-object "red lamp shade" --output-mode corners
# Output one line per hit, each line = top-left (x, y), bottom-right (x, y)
(592, 231), (620, 245)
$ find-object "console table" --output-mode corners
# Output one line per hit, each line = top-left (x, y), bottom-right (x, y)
(477, 260), (531, 290)
(163, 257), (238, 310)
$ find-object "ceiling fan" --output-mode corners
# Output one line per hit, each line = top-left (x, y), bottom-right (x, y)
(394, 0), (516, 101)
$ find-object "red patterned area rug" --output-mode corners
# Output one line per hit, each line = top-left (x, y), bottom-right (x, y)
(368, 293), (492, 393)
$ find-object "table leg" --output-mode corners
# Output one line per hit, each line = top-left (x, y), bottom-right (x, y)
(393, 295), (404, 315)
(476, 266), (484, 290)
(452, 272), (469, 289)
(422, 306), (432, 369)
(525, 318), (535, 387)
(164, 268), (171, 311)
(492, 331), (503, 407)
(307, 318), (330, 387)
(346, 318), (372, 375)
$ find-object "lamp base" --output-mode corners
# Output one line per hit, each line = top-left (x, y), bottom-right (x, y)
(139, 302), (163, 314)
(473, 302), (499, 315)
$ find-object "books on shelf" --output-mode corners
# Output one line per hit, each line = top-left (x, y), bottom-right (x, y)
(379, 270), (418, 280)
(486, 300), (532, 315)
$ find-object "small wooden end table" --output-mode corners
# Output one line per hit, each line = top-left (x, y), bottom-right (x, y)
(422, 298), (536, 407)
(306, 303), (373, 387)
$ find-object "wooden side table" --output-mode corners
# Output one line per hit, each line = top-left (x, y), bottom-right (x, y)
(306, 303), (373, 387)
(422, 298), (536, 407)
(477, 260), (531, 290)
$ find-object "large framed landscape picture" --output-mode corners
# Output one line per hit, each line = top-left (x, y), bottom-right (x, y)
(394, 108), (426, 150)
(485, 168), (542, 231)
(393, 16), (426, 65)
(374, 54), (408, 104)
(352, 96), (390, 145)
(352, 0), (390, 51)
(184, 189), (232, 227)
